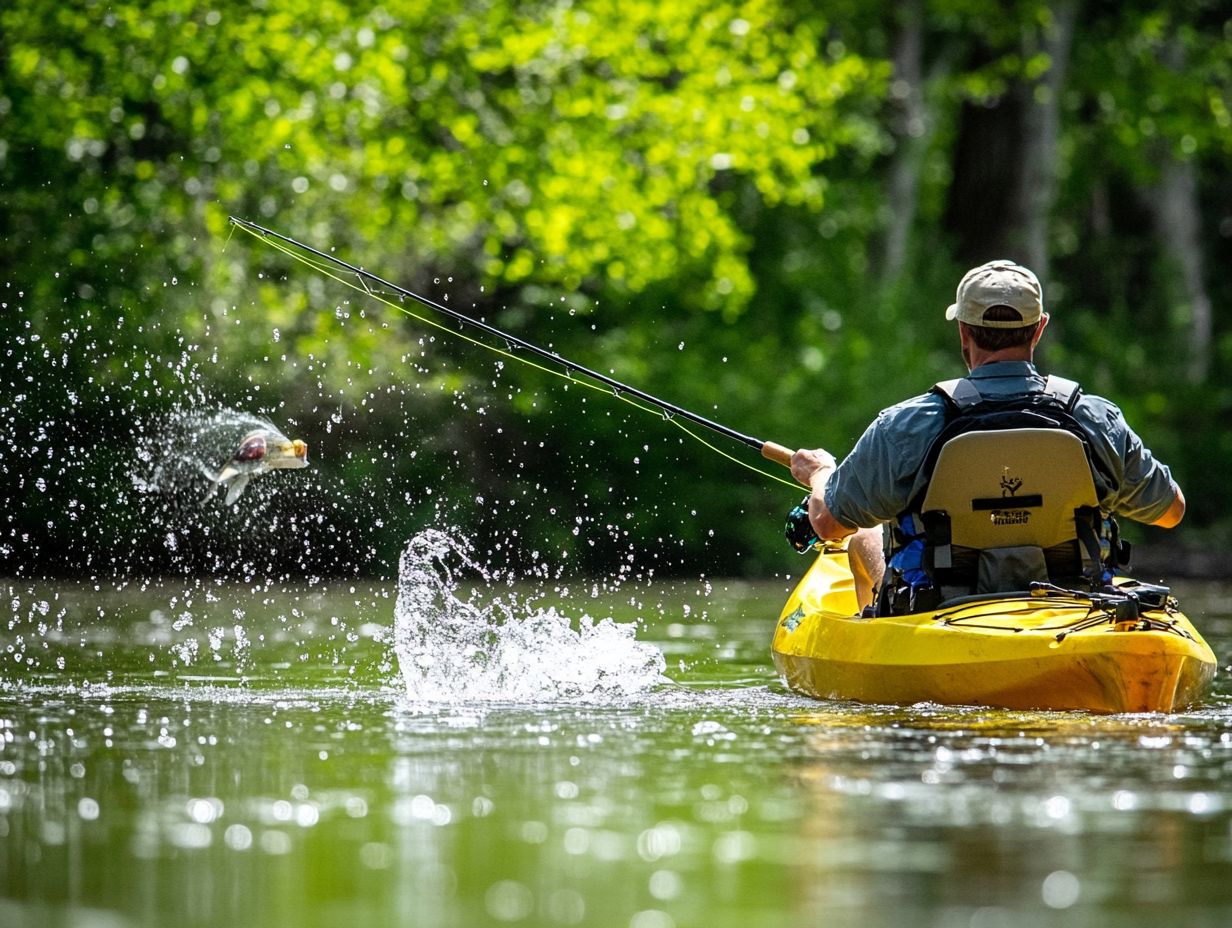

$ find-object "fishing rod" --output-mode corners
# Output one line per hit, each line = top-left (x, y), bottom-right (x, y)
(229, 216), (799, 476)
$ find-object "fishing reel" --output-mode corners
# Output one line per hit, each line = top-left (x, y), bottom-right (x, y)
(785, 495), (821, 553)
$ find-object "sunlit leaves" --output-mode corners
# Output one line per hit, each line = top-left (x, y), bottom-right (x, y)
(4, 0), (887, 326)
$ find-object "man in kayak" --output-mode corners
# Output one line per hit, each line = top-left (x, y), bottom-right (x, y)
(789, 260), (1185, 611)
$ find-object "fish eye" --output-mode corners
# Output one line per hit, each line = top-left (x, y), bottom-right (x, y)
(235, 435), (267, 461)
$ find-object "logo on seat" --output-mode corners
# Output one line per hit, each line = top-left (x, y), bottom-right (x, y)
(1000, 473), (1023, 496)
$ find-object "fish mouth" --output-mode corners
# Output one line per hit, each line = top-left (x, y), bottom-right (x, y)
(268, 439), (310, 468)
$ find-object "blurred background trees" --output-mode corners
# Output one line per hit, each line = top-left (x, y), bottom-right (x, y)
(2, 0), (1229, 579)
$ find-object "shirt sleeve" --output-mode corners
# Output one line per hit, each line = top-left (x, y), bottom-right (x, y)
(1077, 396), (1178, 524)
(823, 395), (947, 528)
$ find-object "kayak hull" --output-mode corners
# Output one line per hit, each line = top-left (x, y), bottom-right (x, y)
(772, 550), (1216, 713)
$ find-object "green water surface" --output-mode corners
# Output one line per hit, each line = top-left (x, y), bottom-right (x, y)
(2, 574), (1232, 928)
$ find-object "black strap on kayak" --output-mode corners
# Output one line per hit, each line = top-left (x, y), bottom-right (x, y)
(1074, 506), (1108, 586)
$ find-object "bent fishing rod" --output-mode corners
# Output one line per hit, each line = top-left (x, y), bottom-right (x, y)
(229, 216), (800, 481)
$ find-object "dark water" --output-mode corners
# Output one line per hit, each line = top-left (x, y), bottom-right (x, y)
(2, 564), (1231, 928)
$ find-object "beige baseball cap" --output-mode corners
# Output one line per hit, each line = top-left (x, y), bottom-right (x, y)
(945, 260), (1044, 328)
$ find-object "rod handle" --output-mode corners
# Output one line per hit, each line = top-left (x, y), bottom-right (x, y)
(760, 441), (795, 468)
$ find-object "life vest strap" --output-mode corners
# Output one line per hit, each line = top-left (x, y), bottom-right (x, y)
(935, 374), (1081, 412)
(1042, 375), (1081, 410)
(934, 377), (984, 410)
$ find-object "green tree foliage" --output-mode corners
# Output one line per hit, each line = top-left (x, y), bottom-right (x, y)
(3, 0), (886, 314)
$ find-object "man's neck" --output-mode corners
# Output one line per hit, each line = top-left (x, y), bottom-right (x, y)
(964, 347), (1033, 372)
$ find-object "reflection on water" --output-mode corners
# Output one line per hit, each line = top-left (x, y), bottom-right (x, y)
(788, 700), (1232, 925)
(2, 572), (1231, 928)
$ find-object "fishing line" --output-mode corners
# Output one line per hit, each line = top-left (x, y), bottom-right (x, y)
(230, 219), (801, 491)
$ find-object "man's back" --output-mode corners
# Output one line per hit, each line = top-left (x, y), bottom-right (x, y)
(823, 360), (1178, 529)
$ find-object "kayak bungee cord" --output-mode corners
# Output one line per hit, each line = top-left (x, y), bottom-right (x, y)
(228, 216), (801, 490)
(935, 595), (1189, 642)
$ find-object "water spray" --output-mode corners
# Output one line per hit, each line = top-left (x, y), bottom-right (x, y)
(228, 217), (801, 490)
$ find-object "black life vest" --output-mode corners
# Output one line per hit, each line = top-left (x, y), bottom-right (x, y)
(877, 375), (1126, 615)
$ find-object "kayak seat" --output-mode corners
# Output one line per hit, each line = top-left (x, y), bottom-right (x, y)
(918, 427), (1101, 596)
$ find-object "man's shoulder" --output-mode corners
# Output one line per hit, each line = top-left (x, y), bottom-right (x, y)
(865, 389), (950, 446)
(871, 375), (1125, 438)
(1071, 388), (1125, 429)
(877, 388), (949, 421)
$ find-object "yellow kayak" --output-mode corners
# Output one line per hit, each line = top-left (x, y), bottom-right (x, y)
(772, 548), (1217, 713)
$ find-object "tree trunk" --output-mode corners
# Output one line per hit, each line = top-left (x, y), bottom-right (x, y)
(1151, 39), (1213, 385)
(1014, 0), (1079, 288)
(943, 1), (1077, 273)
(880, 0), (927, 284)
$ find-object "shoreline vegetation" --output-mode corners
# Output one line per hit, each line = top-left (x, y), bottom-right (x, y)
(2, 1), (1229, 580)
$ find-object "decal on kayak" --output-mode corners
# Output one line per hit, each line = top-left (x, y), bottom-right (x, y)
(782, 606), (806, 633)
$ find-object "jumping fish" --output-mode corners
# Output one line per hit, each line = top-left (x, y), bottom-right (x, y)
(201, 428), (309, 504)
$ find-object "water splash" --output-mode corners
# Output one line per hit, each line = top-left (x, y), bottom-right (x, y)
(393, 529), (667, 702)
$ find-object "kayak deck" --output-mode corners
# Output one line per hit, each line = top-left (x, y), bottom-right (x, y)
(772, 549), (1216, 713)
